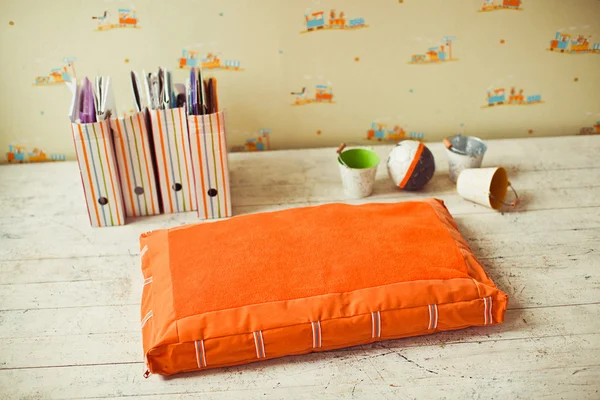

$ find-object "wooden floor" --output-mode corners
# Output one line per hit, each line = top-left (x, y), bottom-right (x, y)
(0, 136), (599, 399)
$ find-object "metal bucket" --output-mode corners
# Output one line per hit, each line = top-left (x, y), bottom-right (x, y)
(444, 135), (487, 183)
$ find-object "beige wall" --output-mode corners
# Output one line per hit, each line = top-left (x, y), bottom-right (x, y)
(1, 0), (599, 162)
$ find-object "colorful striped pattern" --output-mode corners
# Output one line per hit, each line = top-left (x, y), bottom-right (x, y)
(149, 107), (197, 214)
(253, 331), (266, 359)
(483, 296), (493, 325)
(311, 321), (322, 348)
(371, 311), (381, 338)
(71, 120), (125, 227)
(140, 310), (153, 329)
(427, 304), (439, 330)
(111, 112), (160, 218)
(188, 111), (232, 220)
(194, 340), (207, 368)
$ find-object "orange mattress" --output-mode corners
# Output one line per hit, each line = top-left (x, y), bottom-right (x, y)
(140, 199), (507, 376)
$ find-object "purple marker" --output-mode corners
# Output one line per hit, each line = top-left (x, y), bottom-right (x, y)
(190, 67), (197, 115)
(80, 77), (97, 123)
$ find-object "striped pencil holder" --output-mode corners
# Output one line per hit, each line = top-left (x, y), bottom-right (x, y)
(110, 112), (160, 218)
(188, 111), (232, 219)
(148, 107), (197, 214)
(71, 120), (125, 227)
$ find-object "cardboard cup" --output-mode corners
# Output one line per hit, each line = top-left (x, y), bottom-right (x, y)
(456, 167), (509, 210)
(338, 148), (380, 199)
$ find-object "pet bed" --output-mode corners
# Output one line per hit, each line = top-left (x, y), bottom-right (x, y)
(140, 199), (507, 376)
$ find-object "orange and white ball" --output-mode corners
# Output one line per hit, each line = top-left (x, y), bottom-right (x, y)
(387, 140), (435, 190)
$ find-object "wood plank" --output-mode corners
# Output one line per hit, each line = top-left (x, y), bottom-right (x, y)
(0, 162), (82, 198)
(1, 332), (143, 369)
(66, 368), (600, 400)
(1, 209), (597, 317)
(229, 184), (600, 219)
(0, 305), (139, 339)
(466, 228), (598, 261)
(1, 136), (599, 214)
(480, 253), (599, 309)
(1, 216), (596, 264)
(1, 212), (597, 285)
(52, 366), (600, 400)
(0, 279), (140, 311)
(1, 251), (598, 311)
(225, 137), (600, 183)
(1, 333), (598, 399)
(1, 136), (598, 197)
(1, 304), (599, 369)
(2, 160), (600, 219)
(1, 195), (599, 261)
(0, 255), (137, 285)
(451, 207), (600, 236)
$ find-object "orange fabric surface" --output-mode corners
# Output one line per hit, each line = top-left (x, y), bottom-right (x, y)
(140, 199), (508, 376)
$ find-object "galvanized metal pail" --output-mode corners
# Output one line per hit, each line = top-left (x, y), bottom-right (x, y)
(444, 135), (487, 183)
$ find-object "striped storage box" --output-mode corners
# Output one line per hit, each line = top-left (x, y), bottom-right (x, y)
(188, 111), (232, 219)
(111, 112), (160, 218)
(71, 120), (125, 227)
(148, 107), (197, 214)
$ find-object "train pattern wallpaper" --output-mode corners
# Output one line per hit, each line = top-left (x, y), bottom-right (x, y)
(1, 0), (599, 162)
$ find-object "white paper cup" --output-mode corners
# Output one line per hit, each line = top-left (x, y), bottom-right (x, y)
(338, 148), (380, 199)
(457, 167), (511, 210)
(445, 135), (487, 183)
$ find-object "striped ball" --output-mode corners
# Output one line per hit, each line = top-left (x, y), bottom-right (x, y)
(387, 140), (435, 190)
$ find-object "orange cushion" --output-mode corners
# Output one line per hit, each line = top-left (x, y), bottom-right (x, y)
(140, 199), (507, 376)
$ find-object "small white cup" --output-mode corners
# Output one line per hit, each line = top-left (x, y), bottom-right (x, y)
(337, 147), (380, 199)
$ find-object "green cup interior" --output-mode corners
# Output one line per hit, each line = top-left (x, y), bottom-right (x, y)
(338, 149), (380, 169)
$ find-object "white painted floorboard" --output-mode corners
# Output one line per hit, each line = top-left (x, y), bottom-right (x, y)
(0, 136), (599, 399)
